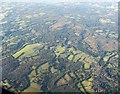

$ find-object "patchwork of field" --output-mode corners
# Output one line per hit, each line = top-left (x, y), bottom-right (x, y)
(1, 2), (118, 93)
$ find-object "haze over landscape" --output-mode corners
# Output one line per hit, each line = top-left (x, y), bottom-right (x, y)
(1, 0), (119, 93)
(2, 0), (119, 3)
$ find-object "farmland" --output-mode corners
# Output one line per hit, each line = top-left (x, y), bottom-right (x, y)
(1, 2), (119, 93)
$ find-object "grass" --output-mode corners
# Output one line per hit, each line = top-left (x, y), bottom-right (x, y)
(41, 63), (49, 70)
(77, 83), (85, 92)
(28, 70), (36, 79)
(56, 45), (65, 54)
(37, 67), (42, 75)
(68, 47), (74, 51)
(37, 63), (49, 75)
(107, 64), (113, 68)
(8, 42), (17, 46)
(84, 63), (91, 69)
(28, 69), (38, 83)
(68, 55), (73, 61)
(82, 80), (92, 92)
(55, 45), (66, 57)
(51, 67), (57, 73)
(73, 54), (82, 62)
(103, 56), (110, 62)
(23, 82), (41, 92)
(84, 86), (92, 92)
(60, 54), (67, 58)
(13, 43), (42, 59)
(55, 52), (60, 57)
(2, 80), (11, 88)
(73, 50), (81, 54)
(88, 77), (93, 82)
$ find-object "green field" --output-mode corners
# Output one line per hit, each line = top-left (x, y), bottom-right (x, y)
(13, 43), (42, 59)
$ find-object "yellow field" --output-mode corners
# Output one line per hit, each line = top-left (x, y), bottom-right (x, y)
(23, 83), (41, 92)
(56, 45), (65, 54)
(13, 43), (42, 59)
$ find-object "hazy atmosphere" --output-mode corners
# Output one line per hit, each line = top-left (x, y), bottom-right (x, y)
(1, 0), (119, 93)
(2, 0), (119, 3)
